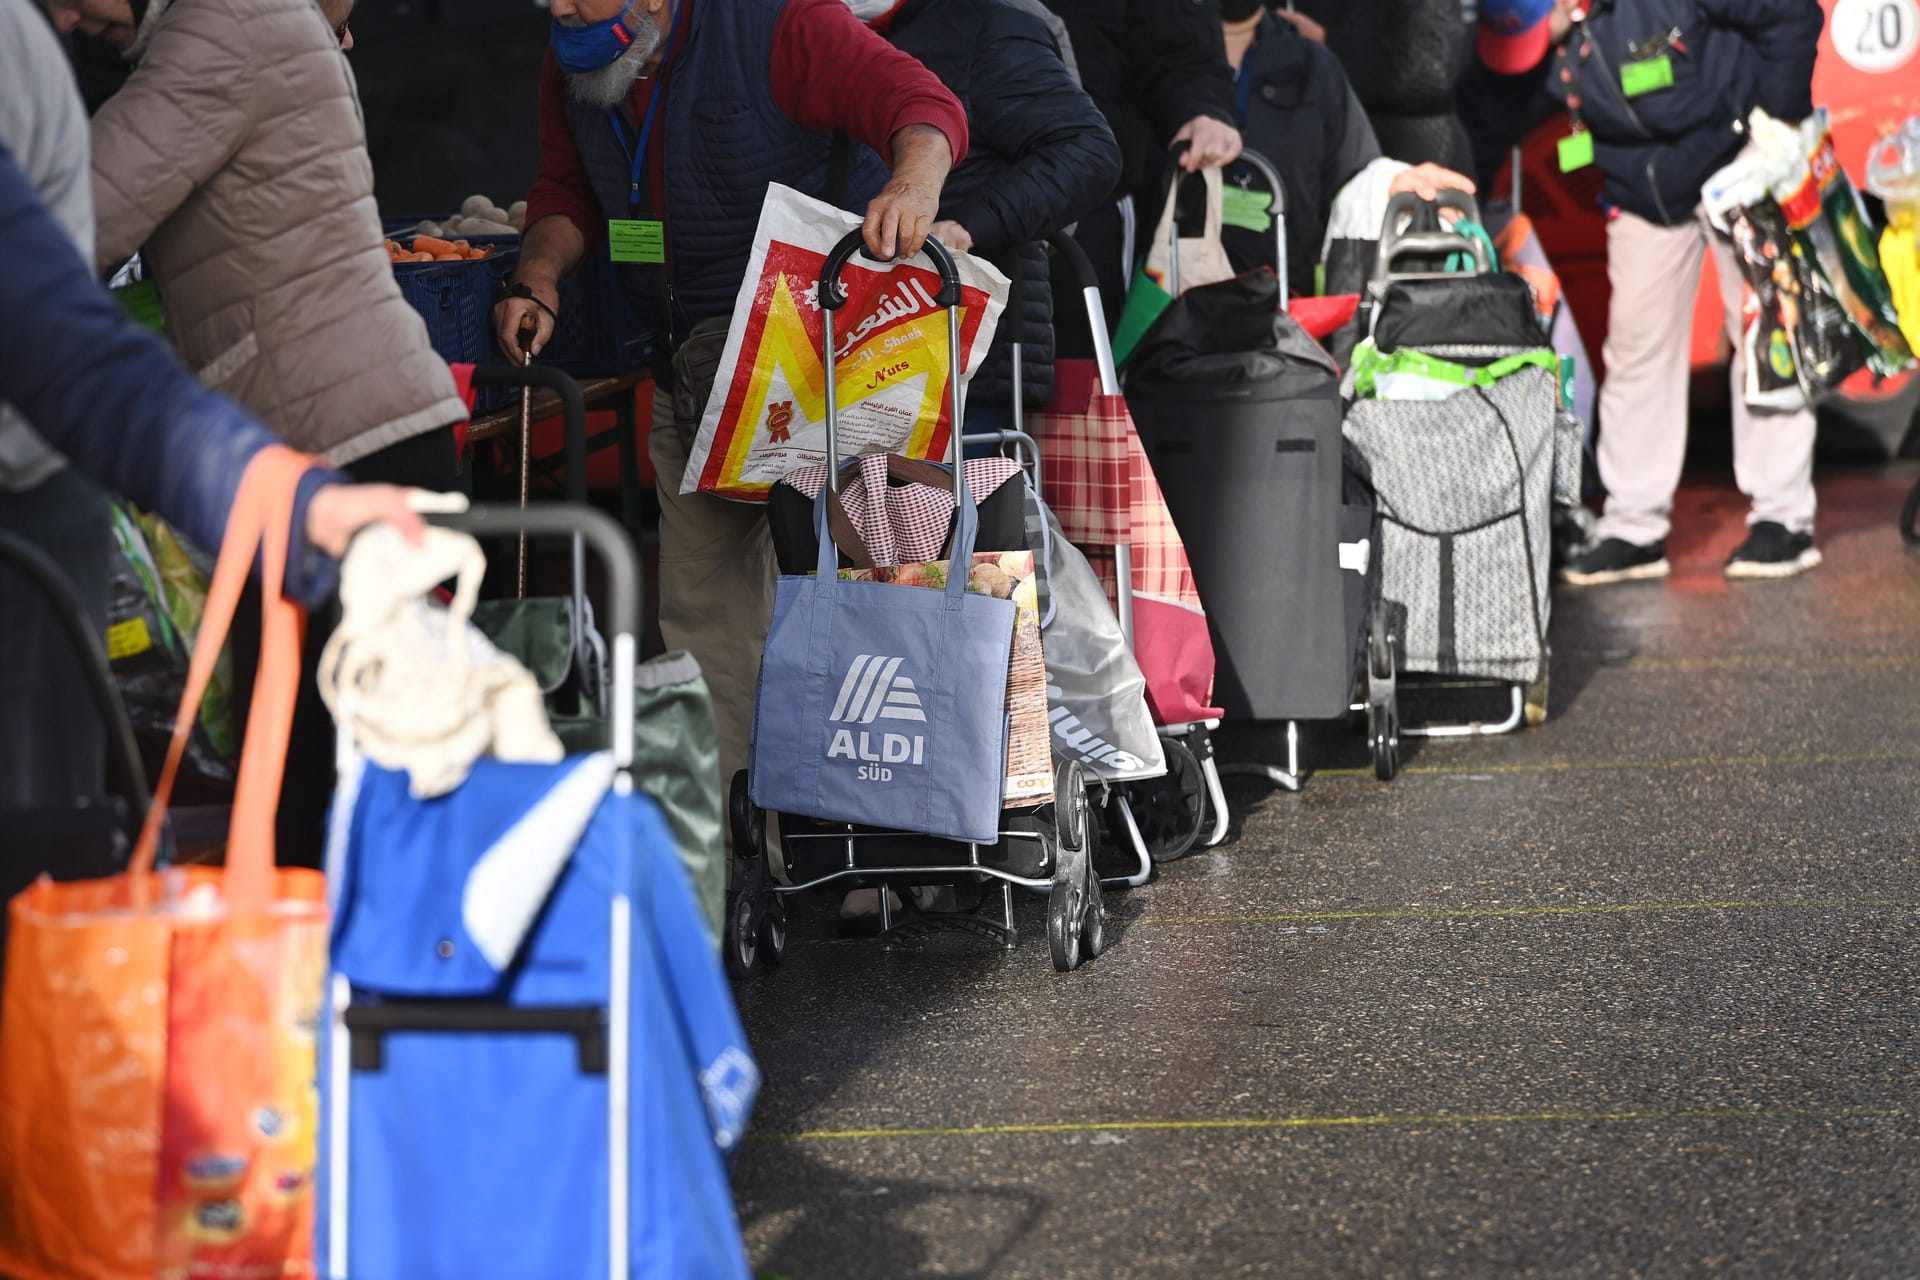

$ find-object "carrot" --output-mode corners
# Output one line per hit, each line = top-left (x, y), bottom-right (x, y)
(434, 252), (465, 262)
(412, 235), (457, 256)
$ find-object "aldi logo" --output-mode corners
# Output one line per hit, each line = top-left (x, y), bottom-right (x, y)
(827, 654), (927, 781)
(828, 654), (926, 724)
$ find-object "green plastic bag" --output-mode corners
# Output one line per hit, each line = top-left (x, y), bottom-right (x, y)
(474, 599), (725, 945)
(1348, 340), (1562, 402)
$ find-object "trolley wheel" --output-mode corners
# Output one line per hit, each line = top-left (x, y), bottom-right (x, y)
(728, 769), (763, 859)
(756, 892), (787, 966)
(723, 890), (759, 977)
(1080, 865), (1107, 960)
(1047, 870), (1081, 972)
(1054, 759), (1089, 853)
(1132, 736), (1204, 862)
(1367, 601), (1400, 783)
(1523, 668), (1550, 727)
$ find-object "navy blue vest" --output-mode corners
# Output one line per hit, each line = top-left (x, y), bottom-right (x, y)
(562, 0), (889, 347)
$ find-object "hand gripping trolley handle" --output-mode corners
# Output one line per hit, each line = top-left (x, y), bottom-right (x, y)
(732, 228), (1106, 974)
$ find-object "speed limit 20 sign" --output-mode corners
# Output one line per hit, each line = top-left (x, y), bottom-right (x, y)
(1833, 0), (1919, 72)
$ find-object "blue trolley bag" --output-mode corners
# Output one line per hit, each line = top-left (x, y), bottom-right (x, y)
(316, 504), (758, 1280)
(749, 231), (1017, 845)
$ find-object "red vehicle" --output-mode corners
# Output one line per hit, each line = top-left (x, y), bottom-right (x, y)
(1496, 0), (1919, 444)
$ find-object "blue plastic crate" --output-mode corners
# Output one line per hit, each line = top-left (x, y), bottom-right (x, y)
(385, 215), (650, 393)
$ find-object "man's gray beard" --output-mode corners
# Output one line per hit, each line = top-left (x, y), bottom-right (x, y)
(564, 21), (664, 110)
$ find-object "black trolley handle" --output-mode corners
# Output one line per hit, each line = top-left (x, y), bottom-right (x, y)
(0, 529), (151, 823)
(817, 230), (966, 505)
(1369, 189), (1489, 295)
(1048, 229), (1121, 397)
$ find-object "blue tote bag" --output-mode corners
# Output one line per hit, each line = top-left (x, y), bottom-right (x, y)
(750, 462), (1016, 844)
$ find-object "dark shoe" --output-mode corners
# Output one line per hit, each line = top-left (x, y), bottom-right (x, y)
(1725, 521), (1821, 579)
(1559, 537), (1670, 586)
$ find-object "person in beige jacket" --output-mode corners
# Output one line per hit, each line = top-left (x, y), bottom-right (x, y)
(51, 0), (469, 863)
(52, 0), (465, 478)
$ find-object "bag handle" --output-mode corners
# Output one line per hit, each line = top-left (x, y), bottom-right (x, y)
(130, 445), (315, 913)
(1157, 142), (1226, 296)
(822, 454), (960, 569)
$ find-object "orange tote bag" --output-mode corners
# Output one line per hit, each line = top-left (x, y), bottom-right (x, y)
(0, 446), (329, 1280)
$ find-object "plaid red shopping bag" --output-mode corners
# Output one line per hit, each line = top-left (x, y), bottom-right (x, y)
(1031, 361), (1129, 548)
(1033, 361), (1220, 726)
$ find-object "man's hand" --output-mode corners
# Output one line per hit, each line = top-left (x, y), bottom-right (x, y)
(305, 483), (425, 558)
(493, 276), (560, 359)
(1273, 8), (1326, 41)
(1172, 115), (1243, 171)
(928, 220), (974, 254)
(492, 214), (583, 358)
(866, 124), (953, 260)
(1387, 163), (1478, 201)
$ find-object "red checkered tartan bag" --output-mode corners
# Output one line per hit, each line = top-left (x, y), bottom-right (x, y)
(1031, 360), (1220, 726)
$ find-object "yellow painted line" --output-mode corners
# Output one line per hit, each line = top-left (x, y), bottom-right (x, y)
(1307, 748), (1920, 781)
(1621, 654), (1918, 672)
(1133, 898), (1920, 927)
(760, 1105), (1911, 1144)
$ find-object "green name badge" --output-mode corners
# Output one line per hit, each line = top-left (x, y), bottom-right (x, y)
(1557, 129), (1595, 173)
(1220, 185), (1274, 235)
(1620, 54), (1674, 98)
(608, 218), (665, 264)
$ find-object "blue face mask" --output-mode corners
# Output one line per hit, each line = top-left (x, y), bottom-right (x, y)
(551, 0), (638, 75)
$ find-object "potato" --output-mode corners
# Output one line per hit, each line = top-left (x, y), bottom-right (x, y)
(484, 206), (510, 224)
(455, 218), (519, 237)
(460, 194), (493, 217)
(414, 220), (442, 238)
(507, 200), (527, 221)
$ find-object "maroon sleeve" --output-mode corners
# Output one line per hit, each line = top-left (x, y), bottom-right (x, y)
(768, 0), (969, 168)
(524, 49), (608, 257)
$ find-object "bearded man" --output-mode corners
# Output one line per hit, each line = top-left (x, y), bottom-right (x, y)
(494, 0), (968, 805)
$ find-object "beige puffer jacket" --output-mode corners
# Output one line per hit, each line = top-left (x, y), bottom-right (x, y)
(91, 0), (467, 468)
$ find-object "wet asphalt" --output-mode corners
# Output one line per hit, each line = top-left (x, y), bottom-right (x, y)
(730, 463), (1920, 1280)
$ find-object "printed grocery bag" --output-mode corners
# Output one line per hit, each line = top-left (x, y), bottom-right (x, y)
(1753, 107), (1914, 376)
(750, 467), (1016, 844)
(109, 504), (239, 782)
(683, 184), (1009, 502)
(0, 447), (327, 1280)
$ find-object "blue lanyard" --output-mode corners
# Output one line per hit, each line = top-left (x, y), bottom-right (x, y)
(605, 2), (684, 215)
(607, 88), (665, 214)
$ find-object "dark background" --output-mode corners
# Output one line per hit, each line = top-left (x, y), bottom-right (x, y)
(65, 0), (553, 219)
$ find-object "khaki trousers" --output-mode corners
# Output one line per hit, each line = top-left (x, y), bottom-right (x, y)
(646, 386), (775, 806)
(1595, 205), (1818, 546)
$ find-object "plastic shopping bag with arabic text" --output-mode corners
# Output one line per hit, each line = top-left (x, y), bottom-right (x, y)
(682, 184), (1009, 502)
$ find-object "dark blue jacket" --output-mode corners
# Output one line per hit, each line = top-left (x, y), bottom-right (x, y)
(0, 144), (338, 606)
(887, 0), (1120, 408)
(1457, 0), (1823, 225)
(562, 0), (890, 349)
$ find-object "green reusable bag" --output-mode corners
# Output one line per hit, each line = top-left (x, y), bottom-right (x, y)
(473, 599), (725, 944)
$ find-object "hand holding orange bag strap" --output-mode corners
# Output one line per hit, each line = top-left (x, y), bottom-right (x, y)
(1, 445), (331, 1280)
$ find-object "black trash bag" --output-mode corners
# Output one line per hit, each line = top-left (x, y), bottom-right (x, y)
(1128, 267), (1338, 385)
(1372, 272), (1545, 354)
